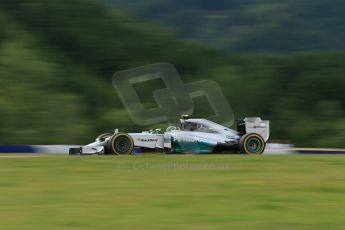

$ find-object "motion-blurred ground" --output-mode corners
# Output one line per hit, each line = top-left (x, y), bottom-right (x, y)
(0, 154), (345, 229)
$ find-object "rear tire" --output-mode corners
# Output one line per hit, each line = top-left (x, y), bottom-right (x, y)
(240, 133), (265, 154)
(107, 133), (134, 155)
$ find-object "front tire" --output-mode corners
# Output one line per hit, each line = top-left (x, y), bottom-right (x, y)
(107, 133), (134, 155)
(240, 133), (266, 154)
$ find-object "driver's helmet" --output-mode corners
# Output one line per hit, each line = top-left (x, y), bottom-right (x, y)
(180, 120), (198, 131)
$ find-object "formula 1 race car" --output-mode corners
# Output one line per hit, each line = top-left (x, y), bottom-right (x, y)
(69, 116), (269, 155)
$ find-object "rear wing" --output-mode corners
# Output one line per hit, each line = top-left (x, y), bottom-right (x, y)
(237, 117), (270, 142)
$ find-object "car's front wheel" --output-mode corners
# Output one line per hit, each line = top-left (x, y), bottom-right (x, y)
(240, 133), (266, 154)
(107, 133), (134, 155)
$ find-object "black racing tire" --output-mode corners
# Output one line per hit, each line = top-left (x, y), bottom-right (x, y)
(96, 133), (113, 142)
(107, 133), (134, 155)
(240, 133), (266, 155)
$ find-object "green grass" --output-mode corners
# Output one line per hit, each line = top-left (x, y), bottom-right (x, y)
(1, 154), (345, 229)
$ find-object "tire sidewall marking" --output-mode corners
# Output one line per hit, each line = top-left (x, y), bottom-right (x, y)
(111, 133), (134, 155)
(243, 134), (265, 154)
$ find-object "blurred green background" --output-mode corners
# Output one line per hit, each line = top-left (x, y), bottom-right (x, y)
(0, 0), (344, 147)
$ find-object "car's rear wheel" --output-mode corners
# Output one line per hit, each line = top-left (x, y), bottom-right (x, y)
(240, 133), (265, 154)
(107, 133), (134, 155)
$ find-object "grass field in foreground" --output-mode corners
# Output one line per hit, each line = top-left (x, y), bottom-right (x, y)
(0, 154), (345, 230)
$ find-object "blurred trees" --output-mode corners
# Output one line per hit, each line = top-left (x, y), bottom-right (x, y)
(106, 0), (345, 53)
(0, 0), (344, 147)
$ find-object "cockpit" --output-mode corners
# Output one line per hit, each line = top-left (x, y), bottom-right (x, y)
(180, 119), (218, 133)
(178, 115), (237, 135)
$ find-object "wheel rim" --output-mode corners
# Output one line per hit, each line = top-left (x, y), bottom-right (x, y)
(114, 136), (131, 154)
(245, 137), (264, 154)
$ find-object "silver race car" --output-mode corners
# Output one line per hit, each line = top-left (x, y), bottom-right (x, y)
(69, 116), (269, 155)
